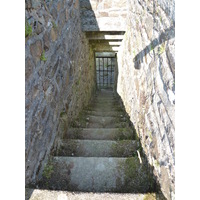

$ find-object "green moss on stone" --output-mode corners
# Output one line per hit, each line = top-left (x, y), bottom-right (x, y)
(158, 44), (165, 55)
(40, 50), (47, 62)
(117, 127), (134, 140)
(124, 157), (137, 180)
(143, 193), (156, 200)
(25, 20), (32, 37)
(111, 140), (133, 156)
(60, 111), (66, 118)
(52, 21), (57, 30)
(43, 162), (54, 179)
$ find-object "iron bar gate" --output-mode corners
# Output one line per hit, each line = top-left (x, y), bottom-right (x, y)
(95, 57), (115, 89)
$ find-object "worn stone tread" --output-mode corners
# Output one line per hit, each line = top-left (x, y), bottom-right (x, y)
(38, 157), (154, 192)
(73, 115), (128, 128)
(57, 139), (139, 157)
(86, 115), (126, 123)
(87, 105), (123, 112)
(35, 90), (156, 196)
(66, 128), (134, 140)
(78, 121), (128, 128)
(26, 188), (157, 200)
(83, 110), (124, 117)
(94, 99), (119, 103)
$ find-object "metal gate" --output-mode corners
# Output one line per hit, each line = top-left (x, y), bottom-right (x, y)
(96, 57), (115, 89)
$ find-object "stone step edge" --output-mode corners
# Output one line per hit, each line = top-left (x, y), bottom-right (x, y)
(25, 188), (156, 200)
(52, 156), (144, 160)
(69, 128), (123, 131)
(61, 139), (136, 142)
(83, 110), (124, 113)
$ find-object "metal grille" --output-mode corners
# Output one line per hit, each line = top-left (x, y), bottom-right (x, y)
(96, 57), (115, 89)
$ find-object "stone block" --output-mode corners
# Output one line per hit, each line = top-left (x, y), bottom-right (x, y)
(26, 57), (35, 81)
(51, 7), (58, 20)
(80, 0), (92, 9)
(26, 0), (32, 9)
(103, 1), (112, 9)
(82, 10), (96, 18)
(58, 10), (66, 28)
(31, 0), (41, 9)
(112, 0), (127, 8)
(56, 74), (62, 86)
(43, 32), (50, 51)
(67, 0), (73, 7)
(51, 59), (59, 78)
(108, 11), (119, 17)
(43, 78), (50, 92)
(41, 106), (47, 119)
(35, 22), (44, 35)
(74, 0), (79, 9)
(30, 40), (43, 65)
(57, 1), (62, 12)
(65, 8), (69, 22)
(99, 11), (109, 17)
(50, 28), (58, 42)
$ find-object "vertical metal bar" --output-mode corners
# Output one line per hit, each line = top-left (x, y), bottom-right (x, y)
(94, 52), (96, 89)
(96, 58), (97, 87)
(111, 58), (113, 87)
(103, 58), (104, 88)
(107, 58), (108, 87)
(98, 58), (100, 88)
(96, 57), (97, 88)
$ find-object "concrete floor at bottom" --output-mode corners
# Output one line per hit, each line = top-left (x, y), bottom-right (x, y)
(26, 188), (158, 200)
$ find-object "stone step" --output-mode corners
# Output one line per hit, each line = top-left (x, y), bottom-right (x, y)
(96, 93), (114, 97)
(86, 106), (124, 113)
(83, 110), (124, 117)
(90, 102), (120, 108)
(26, 188), (157, 200)
(81, 122), (128, 128)
(86, 115), (127, 123)
(72, 115), (129, 128)
(94, 97), (118, 103)
(66, 128), (135, 140)
(38, 157), (155, 193)
(85, 116), (128, 128)
(94, 97), (116, 102)
(96, 90), (114, 94)
(95, 92), (115, 98)
(57, 139), (139, 157)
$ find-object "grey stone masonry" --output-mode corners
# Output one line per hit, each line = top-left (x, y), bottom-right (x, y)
(117, 0), (175, 199)
(80, 0), (127, 31)
(25, 0), (96, 186)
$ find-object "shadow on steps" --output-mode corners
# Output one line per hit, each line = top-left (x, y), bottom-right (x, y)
(27, 89), (166, 200)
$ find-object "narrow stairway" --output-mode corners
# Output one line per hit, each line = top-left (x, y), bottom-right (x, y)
(27, 89), (158, 199)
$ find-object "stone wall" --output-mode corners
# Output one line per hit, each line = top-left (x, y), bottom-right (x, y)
(80, 0), (127, 31)
(25, 0), (96, 185)
(117, 0), (175, 199)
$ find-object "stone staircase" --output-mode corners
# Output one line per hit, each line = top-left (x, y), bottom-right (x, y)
(26, 89), (159, 199)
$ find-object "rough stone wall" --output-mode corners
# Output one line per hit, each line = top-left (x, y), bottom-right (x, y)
(25, 0), (96, 185)
(80, 0), (127, 31)
(117, 0), (175, 199)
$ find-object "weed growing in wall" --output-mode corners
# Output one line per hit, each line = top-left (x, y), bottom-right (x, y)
(43, 163), (54, 179)
(25, 20), (32, 37)
(52, 21), (57, 30)
(158, 43), (165, 55)
(40, 50), (47, 62)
